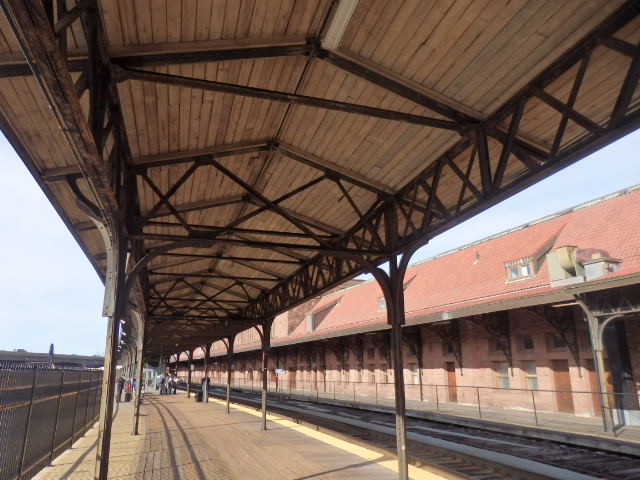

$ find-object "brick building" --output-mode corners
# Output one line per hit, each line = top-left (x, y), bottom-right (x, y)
(175, 186), (640, 427)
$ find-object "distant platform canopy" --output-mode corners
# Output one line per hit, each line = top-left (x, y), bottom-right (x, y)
(0, 0), (639, 357)
(0, 350), (104, 368)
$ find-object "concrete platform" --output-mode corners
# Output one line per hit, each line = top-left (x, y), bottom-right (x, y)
(34, 392), (455, 479)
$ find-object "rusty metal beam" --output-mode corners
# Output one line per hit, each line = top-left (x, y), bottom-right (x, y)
(0, 39), (312, 78)
(242, 2), (640, 320)
(114, 66), (467, 131)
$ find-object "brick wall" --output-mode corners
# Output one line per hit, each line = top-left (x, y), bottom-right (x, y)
(177, 306), (639, 421)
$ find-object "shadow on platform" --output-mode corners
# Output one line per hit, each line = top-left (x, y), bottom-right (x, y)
(34, 392), (449, 479)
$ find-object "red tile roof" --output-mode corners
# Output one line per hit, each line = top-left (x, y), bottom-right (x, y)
(213, 186), (640, 355)
(288, 186), (640, 339)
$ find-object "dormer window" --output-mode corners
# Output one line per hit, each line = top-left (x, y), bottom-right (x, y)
(310, 298), (341, 330)
(505, 257), (535, 282)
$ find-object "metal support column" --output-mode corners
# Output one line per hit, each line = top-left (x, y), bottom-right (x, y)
(261, 319), (273, 430)
(364, 203), (417, 480)
(577, 298), (615, 432)
(94, 227), (128, 480)
(186, 350), (192, 399)
(385, 254), (411, 480)
(129, 349), (136, 380)
(203, 344), (210, 404)
(132, 328), (146, 435)
(226, 335), (236, 414)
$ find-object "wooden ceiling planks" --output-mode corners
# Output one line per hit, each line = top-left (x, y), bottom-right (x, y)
(1, 0), (639, 355)
(99, 0), (332, 47)
(340, 0), (626, 115)
(117, 57), (305, 157)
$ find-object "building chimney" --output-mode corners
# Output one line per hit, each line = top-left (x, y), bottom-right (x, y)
(578, 248), (622, 281)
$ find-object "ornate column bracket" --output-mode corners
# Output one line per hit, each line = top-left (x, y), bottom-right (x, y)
(527, 305), (582, 376)
(401, 326), (422, 360)
(327, 337), (349, 368)
(132, 315), (146, 436)
(470, 312), (513, 375)
(373, 332), (392, 369)
(301, 342), (314, 369)
(348, 336), (365, 378)
(425, 321), (463, 375)
(401, 326), (424, 399)
(254, 317), (274, 430)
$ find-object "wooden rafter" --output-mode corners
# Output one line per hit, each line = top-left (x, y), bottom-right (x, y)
(114, 66), (467, 131)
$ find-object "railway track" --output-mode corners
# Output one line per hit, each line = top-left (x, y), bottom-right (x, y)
(178, 385), (640, 479)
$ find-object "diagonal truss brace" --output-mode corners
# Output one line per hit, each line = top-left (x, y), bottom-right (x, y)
(243, 4), (640, 320)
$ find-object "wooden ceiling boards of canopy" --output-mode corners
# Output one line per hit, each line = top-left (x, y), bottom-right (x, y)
(0, 0), (639, 355)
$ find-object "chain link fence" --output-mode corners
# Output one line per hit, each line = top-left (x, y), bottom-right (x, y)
(0, 362), (102, 480)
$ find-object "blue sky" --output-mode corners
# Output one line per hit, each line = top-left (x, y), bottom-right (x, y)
(1, 130), (639, 355)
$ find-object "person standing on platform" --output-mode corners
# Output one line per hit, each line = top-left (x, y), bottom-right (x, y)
(170, 374), (177, 394)
(116, 376), (125, 403)
(160, 373), (167, 395)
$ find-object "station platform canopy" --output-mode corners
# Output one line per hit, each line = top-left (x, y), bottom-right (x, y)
(1, 0), (639, 357)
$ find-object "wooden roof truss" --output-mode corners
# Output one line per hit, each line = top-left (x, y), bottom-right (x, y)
(1, 1), (640, 357)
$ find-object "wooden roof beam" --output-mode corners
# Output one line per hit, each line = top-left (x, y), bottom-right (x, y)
(1, 1), (119, 218)
(149, 242), (293, 280)
(150, 271), (278, 283)
(276, 143), (392, 196)
(146, 315), (248, 323)
(42, 141), (270, 181)
(129, 232), (383, 256)
(112, 38), (312, 69)
(114, 66), (467, 131)
(150, 304), (241, 314)
(318, 49), (482, 124)
(157, 251), (302, 266)
(149, 297), (248, 304)
(150, 266), (271, 293)
(154, 278), (251, 302)
(145, 195), (246, 220)
(132, 141), (270, 170)
(179, 278), (246, 313)
(243, 1), (640, 320)
(206, 156), (335, 247)
(222, 258), (286, 281)
(146, 220), (336, 241)
(266, 203), (347, 237)
(0, 37), (311, 78)
(321, 0), (359, 50)
(148, 335), (246, 347)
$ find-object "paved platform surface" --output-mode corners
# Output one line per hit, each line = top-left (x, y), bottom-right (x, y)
(34, 392), (455, 479)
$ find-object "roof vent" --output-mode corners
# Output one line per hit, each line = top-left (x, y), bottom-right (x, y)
(547, 245), (585, 286)
(548, 246), (622, 285)
(579, 249), (621, 281)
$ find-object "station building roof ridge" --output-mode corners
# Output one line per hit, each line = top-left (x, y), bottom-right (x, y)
(408, 183), (640, 271)
(280, 185), (640, 341)
(205, 184), (640, 355)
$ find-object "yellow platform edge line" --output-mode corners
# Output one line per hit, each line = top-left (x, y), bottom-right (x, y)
(208, 397), (448, 480)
